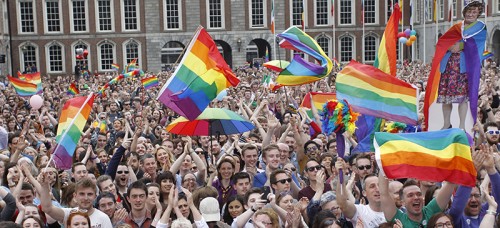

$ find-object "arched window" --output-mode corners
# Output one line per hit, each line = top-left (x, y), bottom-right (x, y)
(317, 35), (330, 58)
(161, 41), (184, 66)
(364, 35), (377, 62)
(98, 42), (115, 71)
(21, 45), (37, 72)
(339, 36), (353, 62)
(48, 43), (63, 72)
(125, 40), (140, 65)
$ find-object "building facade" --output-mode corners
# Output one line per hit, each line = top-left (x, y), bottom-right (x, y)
(2, 0), (498, 76)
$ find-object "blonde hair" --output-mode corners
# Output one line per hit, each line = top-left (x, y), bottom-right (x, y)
(171, 218), (192, 228)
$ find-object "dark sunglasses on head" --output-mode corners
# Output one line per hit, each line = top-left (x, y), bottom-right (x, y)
(117, 171), (129, 174)
(274, 178), (292, 184)
(357, 165), (372, 170)
(306, 165), (322, 172)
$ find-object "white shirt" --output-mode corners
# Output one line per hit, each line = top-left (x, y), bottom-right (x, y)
(62, 207), (113, 228)
(350, 204), (386, 228)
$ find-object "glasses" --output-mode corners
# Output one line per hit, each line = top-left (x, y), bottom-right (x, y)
(306, 146), (318, 152)
(306, 165), (322, 172)
(124, 103), (131, 106)
(469, 193), (481, 199)
(274, 178), (292, 184)
(70, 208), (88, 214)
(434, 221), (452, 228)
(117, 171), (129, 174)
(284, 167), (296, 172)
(357, 165), (372, 170)
(487, 130), (500, 135)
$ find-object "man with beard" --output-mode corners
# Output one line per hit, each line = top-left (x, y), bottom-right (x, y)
(484, 122), (499, 150)
(379, 177), (456, 227)
(448, 144), (500, 227)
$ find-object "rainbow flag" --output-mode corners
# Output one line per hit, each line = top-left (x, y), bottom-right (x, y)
(18, 72), (42, 93)
(300, 92), (337, 111)
(423, 21), (486, 131)
(276, 27), (333, 86)
(157, 26), (240, 120)
(375, 128), (476, 187)
(142, 76), (159, 89)
(483, 50), (494, 59)
(8, 76), (38, 97)
(111, 63), (120, 71)
(336, 60), (418, 124)
(125, 59), (138, 73)
(53, 94), (95, 170)
(67, 83), (79, 95)
(374, 3), (401, 77)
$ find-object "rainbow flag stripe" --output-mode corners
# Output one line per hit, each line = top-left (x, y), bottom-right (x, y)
(336, 60), (418, 124)
(276, 27), (333, 86)
(300, 92), (336, 111)
(67, 83), (79, 95)
(157, 26), (240, 120)
(53, 94), (95, 170)
(111, 63), (120, 71)
(374, 3), (401, 76)
(375, 129), (476, 187)
(8, 76), (38, 97)
(142, 76), (159, 89)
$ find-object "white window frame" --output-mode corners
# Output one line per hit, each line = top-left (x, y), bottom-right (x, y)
(496, 0), (500, 14)
(290, 0), (307, 28)
(16, 0), (37, 34)
(314, 0), (331, 26)
(248, 0), (267, 28)
(95, 0), (115, 32)
(18, 42), (39, 72)
(163, 0), (182, 30)
(69, 0), (89, 33)
(206, 0), (225, 29)
(338, 0), (355, 26)
(439, 0), (444, 20)
(362, 34), (378, 63)
(43, 0), (63, 34)
(71, 40), (92, 73)
(4, 0), (9, 34)
(315, 34), (331, 58)
(97, 40), (116, 72)
(45, 41), (65, 73)
(426, 0), (433, 22)
(452, 0), (457, 18)
(122, 39), (142, 67)
(121, 0), (141, 31)
(415, 0), (421, 23)
(363, 0), (379, 25)
(338, 34), (356, 63)
(385, 0), (392, 24)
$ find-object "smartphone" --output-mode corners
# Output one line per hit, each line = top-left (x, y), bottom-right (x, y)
(261, 186), (271, 203)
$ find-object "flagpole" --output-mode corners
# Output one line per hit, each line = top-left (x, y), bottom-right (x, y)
(272, 0), (276, 60)
(332, 0), (336, 60)
(400, 0), (404, 64)
(424, 0), (427, 64)
(435, 0), (439, 44)
(484, 0), (488, 50)
(362, 0), (365, 63)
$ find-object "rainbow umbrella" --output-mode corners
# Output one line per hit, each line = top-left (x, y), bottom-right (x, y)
(166, 108), (255, 136)
(263, 60), (290, 72)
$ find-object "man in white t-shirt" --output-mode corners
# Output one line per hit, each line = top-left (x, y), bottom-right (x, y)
(336, 158), (385, 227)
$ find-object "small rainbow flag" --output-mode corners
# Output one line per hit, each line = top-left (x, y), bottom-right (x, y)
(157, 26), (240, 120)
(142, 76), (159, 89)
(53, 94), (95, 169)
(375, 128), (476, 187)
(111, 63), (120, 71)
(125, 59), (138, 73)
(483, 50), (494, 59)
(8, 76), (38, 97)
(374, 3), (401, 77)
(67, 83), (79, 95)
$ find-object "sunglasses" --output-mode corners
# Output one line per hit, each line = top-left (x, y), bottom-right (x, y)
(285, 167), (296, 172)
(306, 146), (318, 152)
(357, 165), (372, 170)
(117, 171), (129, 174)
(274, 178), (292, 184)
(306, 165), (322, 172)
(487, 130), (500, 135)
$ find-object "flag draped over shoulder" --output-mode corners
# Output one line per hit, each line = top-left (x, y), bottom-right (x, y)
(374, 3), (401, 77)
(374, 129), (476, 187)
(336, 60), (418, 124)
(8, 76), (38, 97)
(423, 21), (486, 130)
(276, 27), (333, 86)
(53, 94), (95, 170)
(157, 26), (240, 121)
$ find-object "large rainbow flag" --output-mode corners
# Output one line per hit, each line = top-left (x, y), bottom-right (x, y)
(8, 76), (38, 97)
(275, 27), (333, 86)
(374, 128), (476, 187)
(423, 21), (486, 131)
(336, 60), (418, 124)
(157, 26), (240, 120)
(374, 3), (401, 76)
(18, 72), (42, 93)
(53, 94), (95, 169)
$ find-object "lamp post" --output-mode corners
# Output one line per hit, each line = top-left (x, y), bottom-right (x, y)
(237, 38), (242, 52)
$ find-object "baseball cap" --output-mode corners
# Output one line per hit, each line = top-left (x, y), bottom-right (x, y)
(199, 197), (220, 222)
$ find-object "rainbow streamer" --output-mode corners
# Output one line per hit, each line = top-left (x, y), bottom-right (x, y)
(8, 76), (38, 97)
(142, 76), (159, 89)
(67, 83), (79, 95)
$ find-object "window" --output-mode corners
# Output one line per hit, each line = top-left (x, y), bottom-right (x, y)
(3, 0), (8, 34)
(207, 0), (224, 29)
(71, 0), (87, 32)
(439, 0), (444, 20)
(164, 0), (181, 30)
(453, 0), (457, 18)
(45, 0), (61, 33)
(20, 45), (37, 71)
(47, 43), (64, 72)
(426, 0), (433, 21)
(19, 0), (35, 33)
(317, 35), (330, 57)
(315, 0), (329, 26)
(364, 35), (377, 62)
(124, 40), (140, 66)
(122, 0), (139, 31)
(339, 0), (353, 25)
(249, 0), (266, 28)
(291, 0), (304, 27)
(98, 42), (115, 71)
(161, 41), (184, 65)
(415, 0), (421, 23)
(97, 0), (113, 32)
(386, 0), (392, 22)
(364, 0), (377, 24)
(339, 35), (353, 62)
(497, 0), (500, 13)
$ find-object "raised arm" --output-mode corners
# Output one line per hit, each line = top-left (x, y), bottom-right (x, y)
(378, 172), (397, 221)
(335, 158), (357, 219)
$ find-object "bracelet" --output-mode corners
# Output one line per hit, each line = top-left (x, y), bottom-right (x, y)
(486, 210), (496, 215)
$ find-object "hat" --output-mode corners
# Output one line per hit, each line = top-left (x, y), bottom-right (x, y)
(462, 0), (484, 16)
(320, 191), (337, 208)
(199, 197), (220, 222)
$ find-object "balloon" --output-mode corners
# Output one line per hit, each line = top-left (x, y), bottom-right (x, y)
(83, 49), (89, 58)
(76, 48), (83, 55)
(410, 30), (417, 36)
(409, 36), (417, 41)
(29, 95), (43, 110)
(76, 55), (83, 60)
(404, 29), (411, 37)
(406, 40), (412, 46)
(397, 32), (405, 38)
(399, 37), (408, 44)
